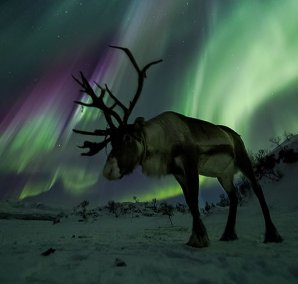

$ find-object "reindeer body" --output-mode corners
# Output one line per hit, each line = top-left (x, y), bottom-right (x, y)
(141, 111), (237, 178)
(74, 46), (283, 248)
(102, 111), (282, 247)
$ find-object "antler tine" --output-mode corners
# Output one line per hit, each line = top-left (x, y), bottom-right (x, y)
(77, 139), (111, 156)
(108, 45), (162, 124)
(73, 128), (111, 136)
(93, 81), (105, 91)
(72, 72), (124, 128)
(109, 45), (141, 74)
(142, 59), (163, 78)
(72, 72), (97, 101)
(105, 84), (128, 113)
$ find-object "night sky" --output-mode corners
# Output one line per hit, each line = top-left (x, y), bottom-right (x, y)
(1, 0), (298, 206)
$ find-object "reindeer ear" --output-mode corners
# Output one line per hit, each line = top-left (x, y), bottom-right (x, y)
(134, 117), (145, 130)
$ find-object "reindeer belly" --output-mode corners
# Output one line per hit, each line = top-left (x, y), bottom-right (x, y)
(198, 153), (236, 177)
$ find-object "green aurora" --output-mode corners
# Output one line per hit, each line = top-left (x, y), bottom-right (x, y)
(0, 0), (297, 204)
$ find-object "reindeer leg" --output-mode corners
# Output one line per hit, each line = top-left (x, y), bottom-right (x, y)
(218, 176), (238, 241)
(251, 181), (283, 243)
(174, 157), (209, 248)
(186, 176), (209, 248)
(238, 159), (283, 243)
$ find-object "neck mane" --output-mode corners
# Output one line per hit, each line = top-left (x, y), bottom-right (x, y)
(138, 130), (148, 165)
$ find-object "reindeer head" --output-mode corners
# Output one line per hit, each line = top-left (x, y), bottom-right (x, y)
(73, 46), (161, 180)
(103, 118), (146, 180)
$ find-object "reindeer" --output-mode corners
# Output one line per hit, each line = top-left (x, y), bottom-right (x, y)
(73, 45), (283, 248)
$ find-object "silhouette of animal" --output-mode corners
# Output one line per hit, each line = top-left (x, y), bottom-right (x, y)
(73, 46), (282, 247)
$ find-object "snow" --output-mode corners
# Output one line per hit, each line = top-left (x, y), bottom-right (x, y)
(1, 142), (298, 283)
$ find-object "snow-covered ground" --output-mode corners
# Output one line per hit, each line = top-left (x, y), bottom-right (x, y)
(1, 140), (298, 283)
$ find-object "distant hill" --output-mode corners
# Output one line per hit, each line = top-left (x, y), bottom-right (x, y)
(23, 179), (87, 208)
(253, 134), (298, 210)
(253, 134), (298, 181)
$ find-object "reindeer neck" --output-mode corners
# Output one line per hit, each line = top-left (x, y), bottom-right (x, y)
(138, 129), (148, 166)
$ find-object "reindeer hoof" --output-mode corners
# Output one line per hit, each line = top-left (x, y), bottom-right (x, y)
(186, 232), (209, 248)
(264, 230), (283, 243)
(220, 232), (238, 241)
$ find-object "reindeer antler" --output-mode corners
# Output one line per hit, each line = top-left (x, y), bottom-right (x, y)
(72, 72), (123, 128)
(73, 45), (162, 156)
(108, 45), (163, 124)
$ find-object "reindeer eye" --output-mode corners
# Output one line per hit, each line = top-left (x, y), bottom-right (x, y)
(123, 134), (133, 144)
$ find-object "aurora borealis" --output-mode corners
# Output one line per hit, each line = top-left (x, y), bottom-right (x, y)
(1, 0), (298, 206)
